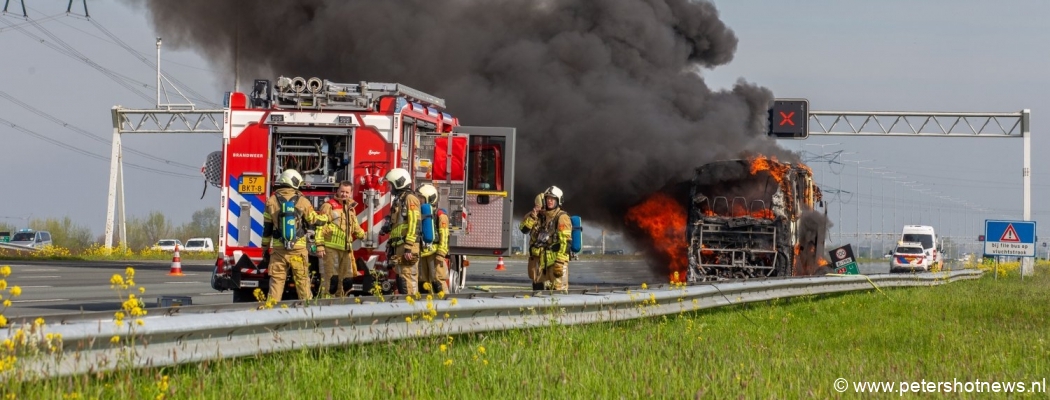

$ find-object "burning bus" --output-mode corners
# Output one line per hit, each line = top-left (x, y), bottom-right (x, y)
(685, 157), (828, 281)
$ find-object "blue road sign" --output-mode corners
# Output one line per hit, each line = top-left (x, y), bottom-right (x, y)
(984, 220), (1036, 257)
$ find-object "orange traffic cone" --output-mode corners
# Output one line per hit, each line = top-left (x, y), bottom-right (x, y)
(168, 244), (184, 276)
(495, 256), (506, 271)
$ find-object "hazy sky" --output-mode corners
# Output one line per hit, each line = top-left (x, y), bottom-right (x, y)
(1, 1), (1046, 252)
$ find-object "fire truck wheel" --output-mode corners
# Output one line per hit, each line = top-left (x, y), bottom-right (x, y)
(447, 268), (463, 294)
(232, 288), (256, 303)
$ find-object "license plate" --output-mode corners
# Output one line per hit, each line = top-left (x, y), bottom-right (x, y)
(238, 176), (265, 194)
(240, 280), (259, 288)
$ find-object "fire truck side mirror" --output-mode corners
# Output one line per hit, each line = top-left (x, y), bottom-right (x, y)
(251, 79), (271, 108)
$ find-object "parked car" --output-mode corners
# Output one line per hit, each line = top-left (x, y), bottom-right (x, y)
(183, 238), (215, 252)
(10, 229), (52, 249)
(152, 239), (183, 252)
(890, 242), (929, 273)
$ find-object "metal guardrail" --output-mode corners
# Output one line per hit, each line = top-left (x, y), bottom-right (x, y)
(5, 270), (981, 378)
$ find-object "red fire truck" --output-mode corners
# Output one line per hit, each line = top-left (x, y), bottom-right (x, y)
(205, 76), (516, 302)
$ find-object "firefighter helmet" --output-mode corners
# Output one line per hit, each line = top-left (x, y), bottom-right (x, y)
(418, 183), (438, 205)
(544, 186), (563, 207)
(384, 168), (412, 190)
(277, 169), (303, 189)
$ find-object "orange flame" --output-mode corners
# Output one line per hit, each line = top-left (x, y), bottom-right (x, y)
(625, 192), (688, 283)
(749, 155), (791, 185)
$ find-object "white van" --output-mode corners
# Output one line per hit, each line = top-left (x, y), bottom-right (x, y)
(183, 238), (215, 253)
(900, 225), (940, 270)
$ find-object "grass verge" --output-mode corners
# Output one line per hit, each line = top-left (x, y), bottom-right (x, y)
(4, 266), (1050, 398)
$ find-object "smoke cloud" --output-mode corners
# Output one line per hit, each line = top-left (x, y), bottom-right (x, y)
(135, 0), (797, 229)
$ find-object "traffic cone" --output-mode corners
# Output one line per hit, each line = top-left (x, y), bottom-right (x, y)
(495, 256), (506, 271)
(168, 244), (184, 276)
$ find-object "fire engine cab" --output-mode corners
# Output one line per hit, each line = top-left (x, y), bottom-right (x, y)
(206, 76), (516, 302)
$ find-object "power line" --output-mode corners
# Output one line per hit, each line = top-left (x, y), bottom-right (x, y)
(0, 16), (154, 103)
(0, 116), (199, 180)
(85, 18), (218, 107)
(0, 90), (202, 171)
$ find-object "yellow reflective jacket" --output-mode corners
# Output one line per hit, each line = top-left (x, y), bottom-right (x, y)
(262, 187), (329, 250)
(388, 191), (421, 247)
(527, 208), (572, 265)
(318, 198), (366, 251)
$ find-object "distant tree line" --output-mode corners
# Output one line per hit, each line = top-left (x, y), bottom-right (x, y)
(0, 208), (219, 251)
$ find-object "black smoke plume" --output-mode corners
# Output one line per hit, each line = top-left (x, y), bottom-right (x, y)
(134, 0), (798, 231)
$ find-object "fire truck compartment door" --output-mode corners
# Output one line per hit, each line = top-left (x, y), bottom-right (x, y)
(434, 135), (467, 182)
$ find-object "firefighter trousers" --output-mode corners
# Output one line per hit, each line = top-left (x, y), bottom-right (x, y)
(268, 247), (312, 302)
(393, 243), (420, 296)
(527, 254), (569, 291)
(420, 254), (449, 294)
(322, 248), (353, 297)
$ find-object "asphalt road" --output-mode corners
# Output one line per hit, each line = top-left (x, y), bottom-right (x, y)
(0, 257), (927, 320)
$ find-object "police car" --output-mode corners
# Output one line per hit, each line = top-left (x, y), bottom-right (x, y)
(890, 241), (929, 273)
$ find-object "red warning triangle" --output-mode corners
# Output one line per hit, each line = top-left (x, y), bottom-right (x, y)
(1000, 224), (1020, 242)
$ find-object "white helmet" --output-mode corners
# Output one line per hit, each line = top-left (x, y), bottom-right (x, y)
(277, 169), (303, 189)
(417, 183), (438, 205)
(544, 185), (563, 207)
(384, 168), (412, 190)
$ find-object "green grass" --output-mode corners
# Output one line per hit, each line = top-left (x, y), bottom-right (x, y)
(5, 267), (1050, 398)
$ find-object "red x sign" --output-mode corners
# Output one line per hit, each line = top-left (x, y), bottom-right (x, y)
(779, 111), (795, 126)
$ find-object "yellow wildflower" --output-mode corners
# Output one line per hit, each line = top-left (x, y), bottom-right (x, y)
(3, 300), (11, 307)
(477, 345), (486, 355)
(110, 274), (124, 286)
(440, 344), (447, 352)
(34, 317), (44, 326)
(125, 267), (135, 278)
(405, 316), (413, 323)
(9, 286), (20, 297)
(0, 315), (6, 328)
(110, 336), (120, 344)
(0, 280), (6, 290)
(443, 359), (453, 366)
(641, 283), (648, 290)
(139, 287), (146, 294)
(135, 319), (144, 326)
(450, 298), (458, 306)
(0, 265), (10, 277)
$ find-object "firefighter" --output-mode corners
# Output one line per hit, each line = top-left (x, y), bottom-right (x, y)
(261, 169), (329, 302)
(318, 180), (367, 297)
(383, 168), (422, 296)
(417, 183), (450, 294)
(522, 186), (572, 291)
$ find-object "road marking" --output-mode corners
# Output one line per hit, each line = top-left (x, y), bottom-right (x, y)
(23, 268), (58, 272)
(17, 285), (52, 288)
(163, 281), (206, 284)
(197, 292), (228, 296)
(12, 298), (69, 303)
(21, 275), (60, 279)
